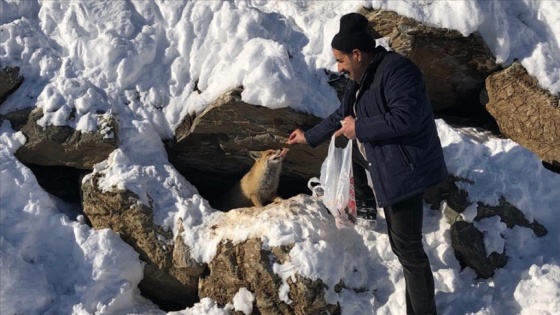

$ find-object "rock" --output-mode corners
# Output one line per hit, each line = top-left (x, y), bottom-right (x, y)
(198, 200), (337, 315)
(0, 66), (23, 104)
(423, 174), (472, 225)
(424, 175), (471, 210)
(476, 196), (547, 237)
(360, 8), (499, 112)
(0, 107), (33, 131)
(426, 174), (547, 278)
(485, 63), (560, 167)
(450, 221), (508, 278)
(14, 108), (119, 169)
(167, 88), (328, 202)
(81, 173), (204, 306)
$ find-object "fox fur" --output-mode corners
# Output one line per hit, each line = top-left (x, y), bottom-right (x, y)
(214, 148), (289, 211)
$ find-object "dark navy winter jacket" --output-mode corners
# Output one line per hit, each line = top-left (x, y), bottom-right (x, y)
(305, 46), (448, 207)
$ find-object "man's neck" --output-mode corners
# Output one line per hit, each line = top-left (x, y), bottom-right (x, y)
(356, 54), (376, 83)
(356, 47), (388, 83)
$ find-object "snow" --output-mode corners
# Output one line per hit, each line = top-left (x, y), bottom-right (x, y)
(233, 288), (255, 315)
(1, 1), (559, 314)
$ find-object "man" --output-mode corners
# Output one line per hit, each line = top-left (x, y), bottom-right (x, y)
(287, 12), (448, 315)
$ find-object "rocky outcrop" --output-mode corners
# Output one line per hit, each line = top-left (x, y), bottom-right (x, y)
(167, 88), (329, 202)
(476, 197), (547, 237)
(13, 108), (119, 169)
(360, 8), (499, 112)
(485, 63), (560, 167)
(450, 220), (508, 279)
(199, 237), (335, 315)
(1, 67), (117, 171)
(81, 172), (204, 306)
(425, 174), (547, 278)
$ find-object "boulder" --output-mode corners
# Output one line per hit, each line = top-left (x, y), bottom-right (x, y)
(0, 66), (23, 104)
(167, 88), (329, 202)
(198, 198), (339, 315)
(426, 172), (548, 278)
(81, 172), (204, 306)
(476, 196), (547, 237)
(360, 8), (499, 112)
(485, 63), (560, 167)
(199, 238), (333, 315)
(450, 221), (508, 279)
(14, 108), (118, 169)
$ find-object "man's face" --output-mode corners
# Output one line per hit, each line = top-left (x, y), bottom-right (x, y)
(333, 48), (363, 81)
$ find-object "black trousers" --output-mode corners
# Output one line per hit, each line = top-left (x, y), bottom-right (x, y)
(334, 136), (436, 314)
(384, 194), (437, 315)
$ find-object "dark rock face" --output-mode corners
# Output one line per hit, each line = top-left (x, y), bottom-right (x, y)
(424, 174), (472, 212)
(0, 66), (23, 104)
(25, 164), (87, 203)
(485, 63), (560, 167)
(476, 197), (547, 237)
(426, 174), (548, 278)
(450, 221), (508, 279)
(167, 88), (329, 202)
(13, 108), (119, 170)
(360, 8), (499, 112)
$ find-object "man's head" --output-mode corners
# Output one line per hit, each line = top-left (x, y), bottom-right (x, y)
(331, 13), (377, 81)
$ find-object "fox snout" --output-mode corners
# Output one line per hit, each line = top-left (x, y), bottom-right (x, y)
(274, 148), (289, 160)
(279, 148), (289, 157)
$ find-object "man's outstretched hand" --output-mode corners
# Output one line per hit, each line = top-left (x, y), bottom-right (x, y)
(287, 128), (307, 145)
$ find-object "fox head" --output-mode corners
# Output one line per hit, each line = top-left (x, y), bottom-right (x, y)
(249, 148), (289, 165)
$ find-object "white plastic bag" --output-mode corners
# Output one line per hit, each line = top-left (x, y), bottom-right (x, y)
(311, 135), (357, 229)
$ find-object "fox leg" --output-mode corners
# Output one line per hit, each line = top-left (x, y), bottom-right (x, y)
(250, 195), (264, 207)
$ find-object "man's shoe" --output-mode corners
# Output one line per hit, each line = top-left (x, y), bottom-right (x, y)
(356, 200), (377, 227)
(356, 206), (376, 220)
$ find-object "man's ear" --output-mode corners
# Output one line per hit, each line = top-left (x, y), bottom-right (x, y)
(352, 49), (362, 62)
(249, 151), (262, 161)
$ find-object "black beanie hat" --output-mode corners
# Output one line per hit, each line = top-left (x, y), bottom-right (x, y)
(331, 13), (376, 53)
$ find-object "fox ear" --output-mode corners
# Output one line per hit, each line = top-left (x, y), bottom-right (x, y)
(249, 151), (262, 160)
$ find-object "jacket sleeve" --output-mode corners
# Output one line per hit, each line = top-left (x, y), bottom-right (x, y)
(304, 103), (344, 148)
(355, 57), (425, 143)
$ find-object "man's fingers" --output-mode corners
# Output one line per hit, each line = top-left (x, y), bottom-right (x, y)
(287, 137), (295, 144)
(287, 130), (298, 142)
(333, 129), (342, 138)
(287, 130), (302, 144)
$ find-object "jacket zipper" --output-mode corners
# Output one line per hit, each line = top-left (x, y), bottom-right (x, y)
(352, 80), (385, 208)
(398, 144), (415, 170)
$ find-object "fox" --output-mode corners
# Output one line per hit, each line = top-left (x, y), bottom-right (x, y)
(214, 148), (289, 211)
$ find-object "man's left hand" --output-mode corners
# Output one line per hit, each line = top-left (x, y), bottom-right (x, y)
(333, 116), (356, 140)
